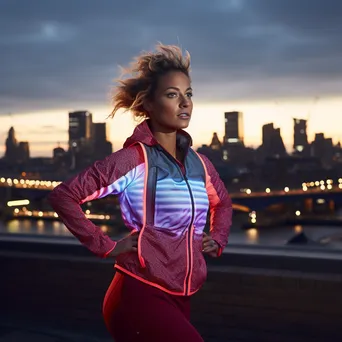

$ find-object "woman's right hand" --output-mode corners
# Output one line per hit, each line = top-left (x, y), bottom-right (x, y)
(109, 231), (139, 258)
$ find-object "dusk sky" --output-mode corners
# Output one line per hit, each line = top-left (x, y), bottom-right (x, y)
(1, 0), (342, 157)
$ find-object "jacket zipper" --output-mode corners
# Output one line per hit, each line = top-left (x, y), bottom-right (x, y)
(183, 174), (195, 295)
(157, 146), (195, 295)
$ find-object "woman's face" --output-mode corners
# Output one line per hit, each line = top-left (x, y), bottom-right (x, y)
(146, 71), (193, 132)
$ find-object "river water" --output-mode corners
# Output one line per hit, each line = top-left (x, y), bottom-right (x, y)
(1, 217), (341, 250)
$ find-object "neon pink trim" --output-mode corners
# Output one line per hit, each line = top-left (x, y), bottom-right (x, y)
(195, 152), (221, 232)
(114, 265), (188, 296)
(187, 224), (195, 293)
(183, 226), (190, 293)
(103, 241), (117, 258)
(136, 142), (148, 268)
(80, 189), (102, 204)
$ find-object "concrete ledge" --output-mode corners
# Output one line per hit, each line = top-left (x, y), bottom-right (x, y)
(1, 233), (342, 273)
(1, 238), (342, 341)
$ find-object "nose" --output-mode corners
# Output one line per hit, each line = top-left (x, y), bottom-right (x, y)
(179, 95), (190, 108)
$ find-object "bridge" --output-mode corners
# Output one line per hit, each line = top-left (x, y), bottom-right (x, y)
(1, 176), (342, 218)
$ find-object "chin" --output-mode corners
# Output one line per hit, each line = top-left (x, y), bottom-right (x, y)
(175, 120), (191, 130)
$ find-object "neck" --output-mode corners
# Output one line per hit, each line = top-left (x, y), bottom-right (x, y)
(149, 121), (178, 158)
(154, 131), (177, 158)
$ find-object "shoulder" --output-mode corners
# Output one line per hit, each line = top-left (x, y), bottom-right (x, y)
(104, 144), (145, 176)
(107, 145), (144, 164)
(195, 152), (216, 174)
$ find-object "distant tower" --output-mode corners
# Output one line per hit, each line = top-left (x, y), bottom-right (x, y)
(17, 142), (30, 163)
(68, 110), (93, 150)
(293, 118), (308, 153)
(92, 122), (112, 159)
(5, 127), (18, 163)
(224, 111), (244, 145)
(68, 111), (94, 170)
(209, 132), (222, 150)
(262, 123), (286, 158)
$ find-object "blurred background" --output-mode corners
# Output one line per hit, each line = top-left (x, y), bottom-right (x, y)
(1, 1), (342, 341)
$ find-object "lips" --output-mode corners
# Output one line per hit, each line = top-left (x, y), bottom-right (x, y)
(178, 113), (190, 118)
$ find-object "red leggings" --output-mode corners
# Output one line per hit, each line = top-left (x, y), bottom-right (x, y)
(103, 272), (204, 342)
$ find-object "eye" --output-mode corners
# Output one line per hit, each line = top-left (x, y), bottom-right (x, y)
(186, 92), (193, 98)
(166, 92), (177, 98)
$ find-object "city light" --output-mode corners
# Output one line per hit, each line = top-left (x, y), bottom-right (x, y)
(7, 199), (30, 207)
(284, 187), (289, 192)
(327, 184), (333, 190)
(265, 188), (271, 193)
(249, 211), (257, 224)
(320, 185), (325, 190)
(295, 210), (301, 216)
(246, 189), (251, 195)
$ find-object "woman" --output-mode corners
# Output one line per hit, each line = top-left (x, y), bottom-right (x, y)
(48, 44), (232, 342)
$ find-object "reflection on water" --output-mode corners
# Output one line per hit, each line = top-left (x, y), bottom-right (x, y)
(7, 220), (20, 234)
(1, 219), (342, 250)
(1, 219), (72, 237)
(294, 225), (303, 234)
(246, 228), (259, 244)
(0, 219), (117, 238)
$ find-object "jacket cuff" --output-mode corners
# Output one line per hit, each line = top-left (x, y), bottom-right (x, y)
(213, 239), (223, 257)
(103, 241), (117, 258)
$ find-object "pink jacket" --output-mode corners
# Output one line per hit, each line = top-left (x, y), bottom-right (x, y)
(48, 120), (232, 295)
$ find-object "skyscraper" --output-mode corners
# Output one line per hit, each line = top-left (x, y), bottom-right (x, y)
(293, 118), (308, 153)
(224, 111), (244, 145)
(68, 110), (93, 150)
(5, 127), (19, 164)
(209, 132), (222, 150)
(261, 123), (286, 158)
(93, 122), (112, 159)
(93, 123), (108, 144)
(18, 142), (30, 163)
(68, 111), (94, 170)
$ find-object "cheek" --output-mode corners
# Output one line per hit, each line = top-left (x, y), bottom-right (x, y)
(156, 99), (177, 115)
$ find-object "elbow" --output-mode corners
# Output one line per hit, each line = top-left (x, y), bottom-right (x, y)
(47, 186), (59, 209)
(47, 184), (67, 209)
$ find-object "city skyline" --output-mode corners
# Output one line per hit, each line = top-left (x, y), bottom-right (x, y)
(0, 100), (340, 158)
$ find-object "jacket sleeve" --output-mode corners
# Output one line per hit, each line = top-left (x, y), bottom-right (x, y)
(198, 154), (232, 256)
(47, 146), (144, 258)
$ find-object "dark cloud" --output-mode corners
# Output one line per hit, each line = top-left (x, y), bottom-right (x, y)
(0, 0), (341, 114)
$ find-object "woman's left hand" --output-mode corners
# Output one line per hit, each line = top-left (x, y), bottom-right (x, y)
(202, 232), (219, 257)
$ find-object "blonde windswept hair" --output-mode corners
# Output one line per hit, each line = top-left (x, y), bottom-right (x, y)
(109, 43), (191, 120)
